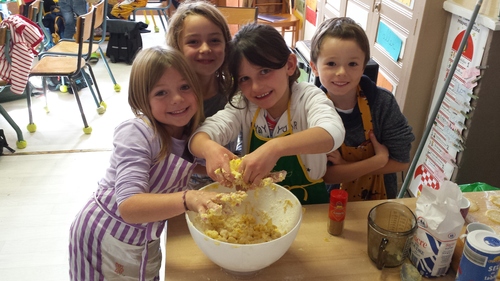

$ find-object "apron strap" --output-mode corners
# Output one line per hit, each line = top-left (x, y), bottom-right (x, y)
(356, 87), (373, 140)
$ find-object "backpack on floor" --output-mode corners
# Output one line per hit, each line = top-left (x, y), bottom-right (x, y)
(106, 19), (142, 65)
(0, 129), (15, 155)
(47, 71), (93, 93)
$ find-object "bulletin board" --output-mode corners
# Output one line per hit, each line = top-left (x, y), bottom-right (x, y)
(408, 15), (489, 196)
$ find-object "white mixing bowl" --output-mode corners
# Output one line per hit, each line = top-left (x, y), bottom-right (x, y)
(185, 182), (302, 276)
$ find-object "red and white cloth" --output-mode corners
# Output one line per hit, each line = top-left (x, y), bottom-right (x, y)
(414, 164), (441, 192)
(0, 14), (43, 95)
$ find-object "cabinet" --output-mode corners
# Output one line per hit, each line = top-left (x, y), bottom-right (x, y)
(315, 0), (449, 159)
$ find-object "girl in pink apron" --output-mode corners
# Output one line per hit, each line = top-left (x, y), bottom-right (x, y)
(69, 46), (227, 280)
(310, 17), (415, 201)
(189, 24), (346, 204)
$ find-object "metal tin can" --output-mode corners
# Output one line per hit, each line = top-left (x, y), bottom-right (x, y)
(456, 230), (500, 281)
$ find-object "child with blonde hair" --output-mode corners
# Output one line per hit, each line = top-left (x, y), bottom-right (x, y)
(69, 46), (226, 280)
(167, 0), (240, 189)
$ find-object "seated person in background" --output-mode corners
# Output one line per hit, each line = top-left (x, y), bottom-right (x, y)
(109, 0), (147, 19)
(310, 17), (415, 201)
(58, 0), (89, 39)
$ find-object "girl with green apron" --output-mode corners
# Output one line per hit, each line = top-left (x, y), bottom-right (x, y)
(249, 107), (330, 205)
(188, 24), (345, 205)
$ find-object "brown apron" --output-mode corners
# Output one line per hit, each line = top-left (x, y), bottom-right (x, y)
(339, 90), (386, 201)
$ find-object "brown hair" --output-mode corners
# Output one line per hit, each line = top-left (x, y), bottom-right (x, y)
(166, 0), (232, 96)
(310, 17), (370, 67)
(227, 24), (300, 107)
(128, 46), (204, 161)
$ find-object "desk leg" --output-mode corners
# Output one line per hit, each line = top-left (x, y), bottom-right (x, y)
(293, 21), (300, 48)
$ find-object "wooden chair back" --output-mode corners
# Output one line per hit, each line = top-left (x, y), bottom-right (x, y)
(93, 0), (106, 28)
(0, 27), (8, 47)
(75, 5), (96, 62)
(28, 0), (43, 22)
(217, 6), (258, 26)
(251, 0), (289, 14)
(5, 1), (21, 15)
(250, 0), (299, 47)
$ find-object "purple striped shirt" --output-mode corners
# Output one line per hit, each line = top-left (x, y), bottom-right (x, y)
(69, 118), (196, 280)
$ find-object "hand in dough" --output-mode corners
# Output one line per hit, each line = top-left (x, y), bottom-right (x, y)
(214, 156), (286, 190)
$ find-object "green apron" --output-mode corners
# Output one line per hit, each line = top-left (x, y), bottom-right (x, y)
(248, 103), (329, 205)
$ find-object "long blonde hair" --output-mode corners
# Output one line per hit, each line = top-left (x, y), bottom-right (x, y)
(128, 46), (205, 161)
(166, 0), (232, 96)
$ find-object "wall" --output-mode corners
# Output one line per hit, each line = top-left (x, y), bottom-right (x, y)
(450, 0), (500, 18)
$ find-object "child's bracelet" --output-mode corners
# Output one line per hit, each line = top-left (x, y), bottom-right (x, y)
(182, 190), (189, 212)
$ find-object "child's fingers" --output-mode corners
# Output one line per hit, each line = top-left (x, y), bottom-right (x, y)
(368, 130), (380, 144)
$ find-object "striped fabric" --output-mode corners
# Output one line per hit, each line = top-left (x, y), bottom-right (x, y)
(0, 14), (43, 94)
(69, 118), (196, 280)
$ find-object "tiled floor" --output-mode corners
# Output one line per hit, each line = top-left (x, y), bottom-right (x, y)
(0, 19), (167, 281)
(0, 152), (112, 280)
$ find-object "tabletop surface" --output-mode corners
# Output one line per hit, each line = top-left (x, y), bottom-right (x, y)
(163, 195), (469, 280)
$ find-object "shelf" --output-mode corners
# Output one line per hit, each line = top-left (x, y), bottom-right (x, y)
(443, 1), (500, 30)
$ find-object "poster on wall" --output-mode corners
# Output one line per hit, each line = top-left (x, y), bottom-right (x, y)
(293, 0), (306, 37)
(394, 0), (414, 9)
(408, 14), (489, 196)
(295, 0), (305, 15)
(305, 0), (316, 25)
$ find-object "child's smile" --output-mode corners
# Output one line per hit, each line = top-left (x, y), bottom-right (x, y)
(181, 14), (226, 79)
(256, 91), (273, 99)
(149, 67), (199, 138)
(238, 56), (296, 118)
(311, 37), (365, 107)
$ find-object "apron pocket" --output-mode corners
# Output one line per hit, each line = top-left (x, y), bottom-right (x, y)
(101, 233), (161, 281)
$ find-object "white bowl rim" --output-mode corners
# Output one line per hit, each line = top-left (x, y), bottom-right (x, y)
(185, 183), (303, 247)
(185, 207), (303, 247)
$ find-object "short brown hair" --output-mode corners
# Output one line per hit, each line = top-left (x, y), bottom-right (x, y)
(310, 17), (370, 67)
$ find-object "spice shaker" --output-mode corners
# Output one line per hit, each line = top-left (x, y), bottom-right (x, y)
(328, 189), (348, 236)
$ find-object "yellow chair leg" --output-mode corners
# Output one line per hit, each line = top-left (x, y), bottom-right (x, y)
(149, 11), (159, 33)
(143, 11), (150, 25)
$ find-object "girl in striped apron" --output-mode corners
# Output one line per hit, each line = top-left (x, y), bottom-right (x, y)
(69, 47), (225, 280)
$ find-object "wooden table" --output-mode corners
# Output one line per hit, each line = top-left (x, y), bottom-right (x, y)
(164, 197), (458, 280)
